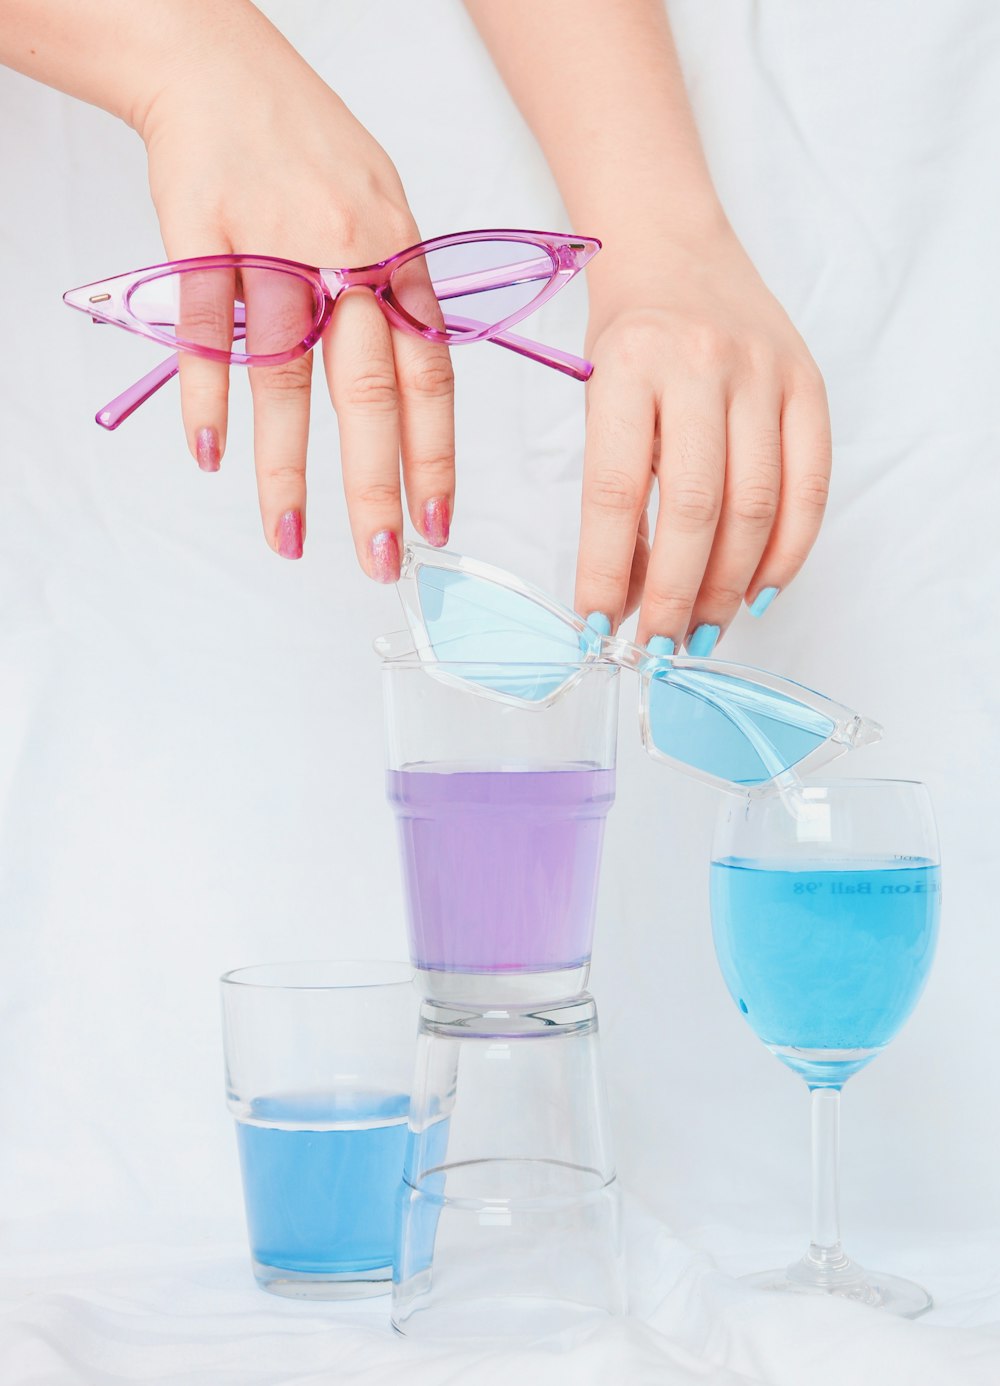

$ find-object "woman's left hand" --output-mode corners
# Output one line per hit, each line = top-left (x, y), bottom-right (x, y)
(574, 227), (832, 654)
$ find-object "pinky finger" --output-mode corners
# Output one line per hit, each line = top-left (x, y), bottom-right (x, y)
(745, 377), (831, 613)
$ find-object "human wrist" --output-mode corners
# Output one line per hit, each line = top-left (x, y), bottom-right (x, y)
(127, 0), (299, 141)
(583, 206), (742, 311)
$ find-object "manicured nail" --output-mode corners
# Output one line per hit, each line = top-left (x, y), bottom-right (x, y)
(585, 612), (612, 637)
(579, 612), (611, 657)
(196, 427), (220, 473)
(422, 497), (450, 548)
(370, 529), (400, 583)
(687, 624), (720, 657)
(646, 635), (675, 657)
(748, 586), (779, 618)
(276, 510), (303, 560)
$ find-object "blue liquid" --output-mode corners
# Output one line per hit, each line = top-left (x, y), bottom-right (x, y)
(236, 1091), (408, 1275)
(711, 857), (940, 1084)
(395, 1112), (452, 1283)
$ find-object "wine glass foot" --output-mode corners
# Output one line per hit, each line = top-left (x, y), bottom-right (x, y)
(743, 1255), (932, 1319)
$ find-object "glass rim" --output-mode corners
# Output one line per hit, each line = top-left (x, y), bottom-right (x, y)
(380, 657), (619, 673)
(375, 630), (622, 676)
(219, 959), (414, 992)
(788, 777), (929, 791)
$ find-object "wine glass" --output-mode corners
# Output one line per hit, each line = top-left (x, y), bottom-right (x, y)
(710, 779), (941, 1316)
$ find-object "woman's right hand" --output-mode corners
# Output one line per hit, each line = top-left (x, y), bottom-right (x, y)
(132, 3), (454, 572)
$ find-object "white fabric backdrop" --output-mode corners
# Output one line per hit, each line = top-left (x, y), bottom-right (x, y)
(1, 1), (998, 1381)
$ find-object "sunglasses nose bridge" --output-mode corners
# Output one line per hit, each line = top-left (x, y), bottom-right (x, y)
(318, 268), (349, 298)
(603, 636), (647, 672)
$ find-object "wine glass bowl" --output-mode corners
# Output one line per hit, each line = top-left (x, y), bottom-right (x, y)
(710, 779), (941, 1317)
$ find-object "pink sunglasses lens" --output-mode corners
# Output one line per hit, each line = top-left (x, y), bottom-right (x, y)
(126, 265), (322, 360)
(388, 238), (558, 338)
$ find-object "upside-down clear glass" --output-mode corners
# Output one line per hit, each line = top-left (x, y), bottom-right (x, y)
(710, 780), (941, 1316)
(220, 960), (417, 1299)
(393, 993), (625, 1338)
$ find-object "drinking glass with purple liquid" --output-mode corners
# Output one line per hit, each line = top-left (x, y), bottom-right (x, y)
(382, 653), (619, 1005)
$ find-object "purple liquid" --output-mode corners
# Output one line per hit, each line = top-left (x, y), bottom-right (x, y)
(387, 766), (615, 974)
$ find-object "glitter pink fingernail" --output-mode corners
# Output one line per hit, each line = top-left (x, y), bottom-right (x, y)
(422, 497), (451, 548)
(277, 510), (303, 560)
(196, 427), (220, 472)
(370, 529), (400, 583)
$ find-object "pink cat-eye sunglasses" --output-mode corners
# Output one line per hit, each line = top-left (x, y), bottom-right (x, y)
(62, 228), (601, 430)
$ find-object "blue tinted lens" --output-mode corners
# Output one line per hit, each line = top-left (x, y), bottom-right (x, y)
(647, 668), (836, 785)
(416, 568), (581, 701)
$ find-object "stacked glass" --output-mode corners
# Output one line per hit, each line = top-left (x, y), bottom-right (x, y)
(382, 653), (627, 1336)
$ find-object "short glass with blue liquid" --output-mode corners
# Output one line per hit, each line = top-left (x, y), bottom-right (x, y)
(711, 779), (941, 1316)
(220, 961), (417, 1299)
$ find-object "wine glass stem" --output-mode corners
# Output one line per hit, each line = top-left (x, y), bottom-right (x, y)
(809, 1085), (844, 1263)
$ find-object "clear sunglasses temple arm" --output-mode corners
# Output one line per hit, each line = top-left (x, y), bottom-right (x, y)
(94, 319), (591, 431)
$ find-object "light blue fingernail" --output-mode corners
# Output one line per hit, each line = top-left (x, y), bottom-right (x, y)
(645, 635), (675, 657)
(579, 611), (611, 657)
(687, 623), (720, 657)
(748, 586), (779, 618)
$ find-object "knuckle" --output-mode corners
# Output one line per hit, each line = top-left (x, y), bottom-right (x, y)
(406, 449), (454, 479)
(321, 202), (361, 249)
(698, 578), (745, 610)
(672, 416), (724, 473)
(686, 323), (734, 370)
(253, 358), (311, 396)
(176, 299), (228, 335)
(587, 467), (645, 515)
(746, 425), (782, 467)
(402, 355), (455, 402)
(262, 462), (305, 487)
(663, 477), (721, 529)
(771, 540), (812, 580)
(577, 556), (626, 596)
(641, 579), (699, 619)
(341, 368), (398, 412)
(181, 380), (228, 409)
(608, 317), (663, 372)
(322, 184), (414, 260)
(356, 169), (414, 235)
(788, 360), (828, 403)
(796, 469), (831, 513)
(743, 340), (779, 379)
(730, 479), (779, 528)
(354, 479), (401, 510)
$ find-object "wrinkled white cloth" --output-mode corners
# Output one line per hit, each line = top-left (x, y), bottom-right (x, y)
(1, 1), (999, 1381)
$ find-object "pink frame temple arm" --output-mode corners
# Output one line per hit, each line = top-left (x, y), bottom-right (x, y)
(96, 354), (181, 430)
(94, 317), (591, 430)
(442, 315), (592, 381)
(430, 256), (553, 302)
